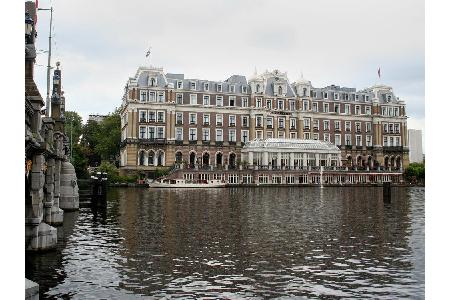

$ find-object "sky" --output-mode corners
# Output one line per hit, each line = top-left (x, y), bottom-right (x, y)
(32, 0), (424, 145)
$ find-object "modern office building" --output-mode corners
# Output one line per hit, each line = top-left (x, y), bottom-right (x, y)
(118, 66), (409, 176)
(408, 129), (423, 163)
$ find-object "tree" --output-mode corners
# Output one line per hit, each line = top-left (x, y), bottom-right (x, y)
(64, 111), (83, 144)
(80, 119), (102, 166)
(404, 162), (425, 183)
(94, 109), (121, 162)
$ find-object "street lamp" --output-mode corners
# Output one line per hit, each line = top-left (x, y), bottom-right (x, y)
(25, 12), (34, 44)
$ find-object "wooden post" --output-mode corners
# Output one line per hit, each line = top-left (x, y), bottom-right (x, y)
(383, 182), (391, 203)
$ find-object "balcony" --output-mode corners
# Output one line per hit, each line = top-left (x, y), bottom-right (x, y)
(356, 145), (363, 150)
(202, 140), (210, 145)
(345, 144), (352, 150)
(189, 140), (197, 144)
(215, 141), (223, 146)
(139, 138), (166, 145)
(383, 146), (403, 152)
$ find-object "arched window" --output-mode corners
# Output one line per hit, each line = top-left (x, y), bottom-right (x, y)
(148, 151), (155, 166)
(229, 153), (236, 169)
(203, 152), (210, 166)
(139, 151), (145, 166)
(150, 78), (156, 87)
(157, 151), (164, 166)
(303, 88), (307, 96)
(256, 84), (260, 93)
(278, 86), (283, 95)
(216, 152), (223, 166)
(189, 152), (196, 167)
(175, 152), (183, 164)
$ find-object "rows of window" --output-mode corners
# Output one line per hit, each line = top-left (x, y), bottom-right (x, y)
(139, 126), (166, 139)
(300, 132), (374, 147)
(175, 81), (249, 94)
(382, 123), (401, 134)
(303, 118), (372, 133)
(383, 136), (402, 147)
(381, 106), (401, 117)
(308, 91), (371, 102)
(303, 101), (373, 115)
(175, 128), (250, 143)
(139, 90), (165, 102)
(139, 110), (165, 123)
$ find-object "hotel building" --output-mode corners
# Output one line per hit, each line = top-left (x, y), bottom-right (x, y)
(118, 66), (409, 176)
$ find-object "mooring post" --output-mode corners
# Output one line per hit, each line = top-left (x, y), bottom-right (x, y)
(383, 182), (391, 203)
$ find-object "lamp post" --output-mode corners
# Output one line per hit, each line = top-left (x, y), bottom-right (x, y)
(38, 7), (53, 117)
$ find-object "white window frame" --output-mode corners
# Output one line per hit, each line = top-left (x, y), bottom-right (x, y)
(216, 95), (223, 106)
(177, 81), (183, 89)
(334, 134), (341, 146)
(176, 93), (183, 104)
(189, 128), (197, 141)
(324, 103), (329, 113)
(241, 130), (249, 143)
(203, 82), (209, 91)
(242, 97), (249, 107)
(190, 94), (197, 105)
(203, 114), (210, 125)
(229, 96), (236, 107)
(202, 128), (210, 141)
(190, 81), (197, 90)
(189, 113), (197, 125)
(216, 114), (223, 126)
(139, 125), (147, 139)
(175, 127), (183, 141)
(228, 129), (236, 142)
(203, 95), (210, 106)
(217, 83), (223, 92)
(334, 92), (339, 100)
(229, 115), (236, 126)
(216, 129), (223, 141)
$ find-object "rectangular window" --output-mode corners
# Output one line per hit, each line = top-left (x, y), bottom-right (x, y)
(256, 116), (263, 128)
(140, 90), (148, 102)
(394, 107), (399, 116)
(278, 118), (285, 129)
(176, 128), (183, 141)
(345, 134), (352, 146)
(366, 135), (372, 146)
(242, 86), (248, 93)
(304, 118), (310, 129)
(365, 122), (372, 132)
(394, 123), (400, 133)
(148, 126), (155, 139)
(355, 105), (361, 115)
(157, 127), (165, 139)
(149, 91), (156, 102)
(242, 97), (249, 107)
(334, 120), (341, 131)
(334, 92), (339, 100)
(324, 133), (330, 142)
(190, 94), (197, 105)
(157, 111), (165, 122)
(266, 131), (273, 139)
(256, 130), (263, 139)
(289, 100), (296, 111)
(313, 119), (319, 130)
(313, 133), (319, 140)
(355, 122), (361, 133)
(242, 130), (249, 143)
(335, 134), (341, 146)
(266, 99), (272, 109)
(345, 121), (351, 131)
(229, 129), (236, 142)
(229, 115), (236, 127)
(334, 104), (340, 113)
(256, 98), (262, 108)
(303, 100), (309, 111)
(158, 92), (165, 102)
(204, 82), (209, 91)
(176, 93), (183, 104)
(190, 81), (197, 90)
(356, 135), (362, 146)
(148, 111), (156, 122)
(216, 95), (223, 106)
(216, 129), (223, 141)
(139, 110), (147, 122)
(324, 92), (328, 99)
(177, 81), (183, 89)
(242, 116), (249, 127)
(382, 107), (387, 116)
(189, 113), (197, 125)
(324, 120), (330, 131)
(203, 95), (210, 106)
(323, 103), (329, 113)
(290, 118), (296, 129)
(290, 132), (297, 139)
(202, 128), (210, 141)
(216, 114), (223, 126)
(265, 117), (271, 128)
(383, 123), (388, 133)
(365, 106), (371, 115)
(304, 132), (311, 139)
(189, 128), (197, 141)
(229, 85), (235, 93)
(217, 83), (222, 92)
(277, 100), (284, 110)
(229, 96), (236, 107)
(278, 131), (286, 138)
(312, 102), (318, 112)
(203, 114), (210, 125)
(345, 104), (350, 114)
(383, 136), (388, 146)
(139, 126), (146, 139)
(395, 136), (401, 146)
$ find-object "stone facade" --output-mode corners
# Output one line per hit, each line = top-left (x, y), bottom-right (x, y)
(25, 1), (78, 251)
(119, 66), (409, 177)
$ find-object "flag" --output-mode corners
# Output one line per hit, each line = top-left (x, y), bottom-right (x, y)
(377, 67), (381, 79)
(146, 47), (151, 58)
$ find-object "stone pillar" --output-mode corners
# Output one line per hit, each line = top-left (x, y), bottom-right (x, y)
(44, 158), (55, 224)
(248, 151), (253, 166)
(289, 152), (294, 168)
(50, 158), (64, 225)
(263, 151), (269, 167)
(59, 161), (79, 210)
(315, 153), (319, 167)
(249, 116), (256, 140)
(327, 154), (331, 167)
(277, 152), (281, 168)
(302, 153), (307, 167)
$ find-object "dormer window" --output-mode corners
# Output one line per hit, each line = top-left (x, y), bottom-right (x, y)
(177, 81), (183, 89)
(230, 85), (235, 93)
(204, 82), (209, 91)
(150, 77), (156, 87)
(217, 83), (222, 92)
(190, 81), (197, 90)
(334, 92), (339, 100)
(303, 88), (307, 96)
(387, 95), (392, 102)
(256, 84), (261, 93)
(278, 86), (283, 95)
(242, 86), (248, 93)
(324, 92), (328, 99)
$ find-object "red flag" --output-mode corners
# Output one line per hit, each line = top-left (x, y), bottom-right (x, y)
(377, 67), (381, 79)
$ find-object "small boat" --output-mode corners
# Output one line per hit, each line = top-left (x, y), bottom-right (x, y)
(148, 178), (226, 188)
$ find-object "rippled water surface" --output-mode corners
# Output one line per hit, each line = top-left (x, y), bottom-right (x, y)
(26, 187), (425, 299)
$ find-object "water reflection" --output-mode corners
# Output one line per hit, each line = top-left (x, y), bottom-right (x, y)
(26, 187), (424, 299)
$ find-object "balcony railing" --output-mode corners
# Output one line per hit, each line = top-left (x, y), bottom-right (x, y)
(139, 138), (167, 145)
(383, 146), (403, 151)
(345, 144), (352, 150)
(202, 140), (210, 145)
(189, 140), (197, 144)
(215, 141), (223, 146)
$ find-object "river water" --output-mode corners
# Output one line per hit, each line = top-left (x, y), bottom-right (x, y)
(26, 187), (425, 299)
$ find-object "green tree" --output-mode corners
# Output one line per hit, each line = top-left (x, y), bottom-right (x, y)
(94, 109), (121, 162)
(64, 111), (83, 144)
(72, 144), (89, 178)
(404, 162), (425, 183)
(80, 119), (102, 166)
